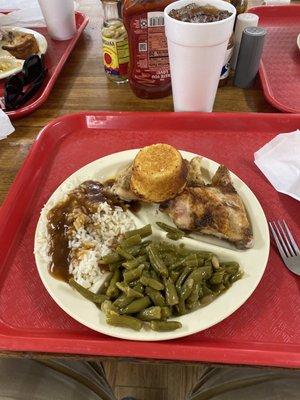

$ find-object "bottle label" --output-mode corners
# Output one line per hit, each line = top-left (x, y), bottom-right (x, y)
(129, 12), (170, 86)
(102, 35), (129, 76)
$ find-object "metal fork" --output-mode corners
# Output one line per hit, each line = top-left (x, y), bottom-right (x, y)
(269, 220), (300, 275)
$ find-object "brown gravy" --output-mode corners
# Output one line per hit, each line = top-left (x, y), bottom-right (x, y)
(47, 180), (142, 282)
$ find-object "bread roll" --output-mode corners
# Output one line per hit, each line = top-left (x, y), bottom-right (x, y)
(130, 144), (188, 203)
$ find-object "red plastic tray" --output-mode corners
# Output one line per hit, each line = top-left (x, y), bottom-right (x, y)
(0, 12), (89, 119)
(250, 5), (300, 113)
(0, 112), (300, 368)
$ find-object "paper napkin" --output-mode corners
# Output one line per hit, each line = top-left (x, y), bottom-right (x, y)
(254, 130), (300, 201)
(0, 110), (15, 140)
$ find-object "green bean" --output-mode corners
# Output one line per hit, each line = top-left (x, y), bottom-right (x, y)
(170, 270), (181, 282)
(164, 278), (179, 306)
(119, 296), (151, 314)
(145, 287), (166, 307)
(108, 261), (123, 271)
(169, 256), (189, 270)
(209, 271), (225, 285)
(176, 299), (187, 315)
(221, 262), (240, 275)
(101, 300), (118, 314)
(120, 234), (141, 248)
(161, 306), (171, 320)
(140, 275), (164, 291)
(106, 311), (142, 331)
(199, 265), (213, 280)
(198, 283), (203, 298)
(100, 252), (120, 265)
(179, 278), (194, 301)
(184, 254), (199, 268)
(166, 232), (183, 241)
(186, 284), (199, 310)
(150, 269), (159, 280)
(157, 242), (190, 257)
(163, 253), (179, 267)
(127, 244), (145, 257)
(147, 245), (169, 278)
(195, 254), (205, 266)
(150, 321), (182, 331)
(230, 270), (243, 283)
(116, 282), (144, 298)
(223, 273), (231, 288)
(106, 270), (121, 298)
(211, 283), (226, 295)
(113, 294), (135, 309)
(69, 279), (108, 304)
(188, 268), (204, 284)
(123, 264), (145, 283)
(122, 255), (148, 270)
(124, 224), (152, 239)
(133, 282), (144, 293)
(74, 224), (243, 333)
(195, 252), (214, 262)
(201, 284), (213, 296)
(137, 306), (161, 321)
(176, 266), (192, 293)
(140, 240), (152, 248)
(129, 279), (140, 287)
(116, 246), (135, 260)
(156, 222), (185, 237)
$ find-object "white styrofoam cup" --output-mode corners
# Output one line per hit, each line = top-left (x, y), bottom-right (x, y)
(164, 0), (236, 112)
(38, 0), (76, 41)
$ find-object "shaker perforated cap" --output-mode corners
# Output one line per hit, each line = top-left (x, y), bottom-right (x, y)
(234, 26), (266, 89)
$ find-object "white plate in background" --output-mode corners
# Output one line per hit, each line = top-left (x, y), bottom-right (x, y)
(0, 26), (47, 80)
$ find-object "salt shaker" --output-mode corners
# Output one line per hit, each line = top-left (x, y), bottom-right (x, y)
(231, 13), (259, 70)
(234, 26), (266, 89)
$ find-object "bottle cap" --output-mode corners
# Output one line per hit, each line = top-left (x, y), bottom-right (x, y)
(234, 26), (266, 89)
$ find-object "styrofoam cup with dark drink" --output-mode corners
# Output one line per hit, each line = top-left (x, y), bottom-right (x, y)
(38, 0), (76, 41)
(164, 0), (236, 112)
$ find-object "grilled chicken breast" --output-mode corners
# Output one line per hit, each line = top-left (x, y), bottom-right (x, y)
(165, 162), (253, 249)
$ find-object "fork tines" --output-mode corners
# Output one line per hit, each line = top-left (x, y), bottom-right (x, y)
(269, 220), (300, 259)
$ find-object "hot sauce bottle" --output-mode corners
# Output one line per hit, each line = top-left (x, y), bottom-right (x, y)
(122, 0), (173, 99)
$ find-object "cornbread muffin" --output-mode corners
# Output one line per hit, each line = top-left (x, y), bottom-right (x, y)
(3, 31), (39, 59)
(130, 144), (188, 203)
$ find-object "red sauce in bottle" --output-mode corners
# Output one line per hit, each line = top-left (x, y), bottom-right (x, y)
(122, 0), (173, 99)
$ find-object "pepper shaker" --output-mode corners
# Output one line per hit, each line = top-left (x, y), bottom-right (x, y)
(234, 26), (266, 89)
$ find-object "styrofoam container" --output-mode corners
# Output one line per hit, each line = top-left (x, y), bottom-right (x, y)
(164, 0), (236, 112)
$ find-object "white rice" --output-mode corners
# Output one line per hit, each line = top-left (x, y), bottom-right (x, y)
(68, 201), (135, 289)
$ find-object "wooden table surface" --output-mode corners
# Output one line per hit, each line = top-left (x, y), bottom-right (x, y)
(0, 0), (278, 205)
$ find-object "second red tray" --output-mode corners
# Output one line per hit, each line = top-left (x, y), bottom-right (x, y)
(0, 112), (300, 368)
(0, 12), (88, 119)
(251, 5), (300, 113)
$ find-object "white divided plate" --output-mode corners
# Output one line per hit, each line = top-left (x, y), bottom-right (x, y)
(0, 27), (47, 80)
(34, 149), (270, 341)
